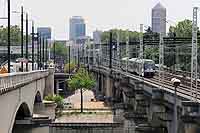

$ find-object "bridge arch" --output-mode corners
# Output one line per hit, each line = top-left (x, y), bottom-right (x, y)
(11, 102), (31, 133)
(34, 91), (42, 103)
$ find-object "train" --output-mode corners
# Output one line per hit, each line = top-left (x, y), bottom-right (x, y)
(121, 57), (156, 78)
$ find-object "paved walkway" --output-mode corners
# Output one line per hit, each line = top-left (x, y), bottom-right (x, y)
(64, 89), (110, 109)
(55, 90), (114, 123)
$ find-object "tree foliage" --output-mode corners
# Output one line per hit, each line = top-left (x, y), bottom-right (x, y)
(0, 25), (31, 46)
(44, 94), (64, 109)
(101, 29), (141, 43)
(168, 19), (193, 37)
(68, 68), (95, 113)
(144, 47), (159, 64)
(52, 41), (68, 57)
(64, 62), (76, 73)
(68, 68), (95, 90)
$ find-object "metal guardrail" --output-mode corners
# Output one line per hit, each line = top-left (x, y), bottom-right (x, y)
(0, 70), (49, 94)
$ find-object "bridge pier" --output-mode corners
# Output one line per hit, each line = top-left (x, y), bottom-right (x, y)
(91, 66), (200, 133)
(181, 101), (200, 133)
(44, 67), (54, 96)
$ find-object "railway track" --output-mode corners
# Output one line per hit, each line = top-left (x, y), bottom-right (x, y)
(95, 65), (200, 101)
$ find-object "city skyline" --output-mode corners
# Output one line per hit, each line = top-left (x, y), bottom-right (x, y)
(0, 0), (198, 39)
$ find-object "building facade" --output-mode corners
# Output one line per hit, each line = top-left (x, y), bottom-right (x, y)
(93, 30), (102, 44)
(37, 27), (52, 40)
(69, 16), (86, 40)
(152, 2), (166, 34)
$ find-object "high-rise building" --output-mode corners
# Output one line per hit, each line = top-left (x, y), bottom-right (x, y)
(69, 16), (86, 40)
(93, 30), (102, 44)
(152, 2), (166, 34)
(37, 27), (52, 39)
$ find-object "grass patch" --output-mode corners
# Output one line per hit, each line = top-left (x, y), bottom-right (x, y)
(61, 111), (112, 116)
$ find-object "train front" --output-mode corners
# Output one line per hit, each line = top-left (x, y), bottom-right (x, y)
(144, 60), (155, 78)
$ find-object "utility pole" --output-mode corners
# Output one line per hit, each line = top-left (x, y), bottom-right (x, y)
(126, 30), (129, 72)
(159, 23), (164, 89)
(31, 21), (34, 71)
(117, 31), (120, 69)
(25, 13), (28, 72)
(42, 37), (45, 69)
(21, 6), (24, 72)
(87, 38), (90, 71)
(78, 45), (80, 68)
(37, 33), (39, 70)
(7, 0), (11, 73)
(53, 41), (55, 65)
(191, 7), (198, 101)
(45, 39), (48, 66)
(68, 43), (71, 77)
(109, 32), (112, 69)
(93, 42), (96, 66)
(39, 36), (42, 70)
(139, 24), (144, 77)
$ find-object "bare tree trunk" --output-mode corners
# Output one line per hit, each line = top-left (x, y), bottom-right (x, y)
(80, 88), (83, 113)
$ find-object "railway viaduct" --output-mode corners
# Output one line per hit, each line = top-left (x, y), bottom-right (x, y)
(91, 65), (200, 133)
(0, 68), (54, 133)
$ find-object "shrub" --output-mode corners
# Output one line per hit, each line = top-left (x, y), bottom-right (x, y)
(44, 94), (54, 101)
(44, 94), (64, 109)
(64, 62), (76, 73)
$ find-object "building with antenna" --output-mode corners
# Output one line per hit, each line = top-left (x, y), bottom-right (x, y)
(152, 2), (166, 34)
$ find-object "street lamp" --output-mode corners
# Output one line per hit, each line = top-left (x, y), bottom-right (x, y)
(171, 78), (181, 133)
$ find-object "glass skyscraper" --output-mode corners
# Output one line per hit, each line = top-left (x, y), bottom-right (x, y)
(37, 27), (52, 39)
(69, 16), (86, 40)
(152, 2), (166, 34)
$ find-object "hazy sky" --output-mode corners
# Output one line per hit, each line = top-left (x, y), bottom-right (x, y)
(0, 0), (199, 39)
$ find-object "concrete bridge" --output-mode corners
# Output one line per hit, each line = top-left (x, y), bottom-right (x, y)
(91, 65), (200, 133)
(0, 68), (54, 133)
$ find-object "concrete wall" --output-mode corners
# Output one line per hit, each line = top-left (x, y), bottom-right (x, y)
(0, 68), (54, 133)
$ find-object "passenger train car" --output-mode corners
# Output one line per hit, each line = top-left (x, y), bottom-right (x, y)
(121, 57), (155, 78)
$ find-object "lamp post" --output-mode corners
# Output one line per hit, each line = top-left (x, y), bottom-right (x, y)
(45, 38), (48, 67)
(25, 13), (28, 72)
(68, 42), (71, 78)
(31, 21), (34, 71)
(21, 6), (24, 72)
(7, 0), (11, 73)
(53, 41), (55, 65)
(171, 78), (181, 133)
(40, 36), (42, 70)
(109, 32), (112, 69)
(42, 37), (45, 69)
(37, 33), (40, 70)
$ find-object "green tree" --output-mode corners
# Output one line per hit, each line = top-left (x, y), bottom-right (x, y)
(68, 68), (95, 113)
(168, 19), (193, 37)
(101, 29), (140, 43)
(64, 62), (76, 73)
(144, 47), (159, 63)
(0, 25), (30, 46)
(52, 41), (68, 57)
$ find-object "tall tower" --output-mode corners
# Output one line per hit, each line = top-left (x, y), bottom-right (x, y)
(93, 30), (102, 44)
(152, 2), (166, 34)
(69, 16), (86, 40)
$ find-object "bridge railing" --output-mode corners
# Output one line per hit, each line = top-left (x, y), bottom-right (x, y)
(0, 70), (48, 93)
